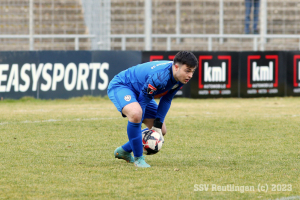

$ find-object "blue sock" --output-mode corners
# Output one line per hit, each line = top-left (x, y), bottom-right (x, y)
(122, 127), (149, 153)
(122, 142), (132, 153)
(127, 121), (143, 157)
(127, 121), (143, 158)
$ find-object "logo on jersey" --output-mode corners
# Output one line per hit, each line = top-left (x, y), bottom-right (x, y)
(247, 55), (278, 88)
(147, 84), (157, 94)
(199, 55), (231, 89)
(124, 95), (131, 101)
(172, 84), (179, 90)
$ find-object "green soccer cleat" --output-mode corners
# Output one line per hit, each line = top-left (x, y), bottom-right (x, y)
(134, 156), (151, 168)
(114, 146), (134, 163)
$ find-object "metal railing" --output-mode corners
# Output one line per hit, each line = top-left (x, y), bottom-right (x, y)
(1, 0), (300, 51)
(2, 34), (298, 51)
(109, 0), (300, 51)
(0, 35), (95, 51)
(110, 34), (300, 51)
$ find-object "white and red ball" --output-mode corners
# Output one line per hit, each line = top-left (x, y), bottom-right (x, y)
(142, 129), (163, 155)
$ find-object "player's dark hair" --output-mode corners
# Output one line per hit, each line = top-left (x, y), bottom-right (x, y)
(173, 51), (198, 68)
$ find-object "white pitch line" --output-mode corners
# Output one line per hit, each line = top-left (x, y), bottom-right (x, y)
(12, 107), (113, 113)
(1, 114), (299, 126)
(0, 117), (122, 126)
(0, 116), (189, 126)
(271, 196), (300, 200)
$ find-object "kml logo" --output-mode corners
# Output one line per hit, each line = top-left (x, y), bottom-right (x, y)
(198, 55), (231, 89)
(252, 61), (273, 81)
(204, 62), (226, 82)
(247, 55), (278, 88)
(293, 55), (300, 87)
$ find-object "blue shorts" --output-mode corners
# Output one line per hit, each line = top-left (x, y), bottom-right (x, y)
(107, 77), (157, 120)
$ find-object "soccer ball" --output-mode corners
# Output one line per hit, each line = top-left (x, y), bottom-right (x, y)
(142, 129), (163, 155)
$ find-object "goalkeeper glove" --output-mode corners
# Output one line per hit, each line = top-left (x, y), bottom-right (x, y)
(151, 118), (164, 143)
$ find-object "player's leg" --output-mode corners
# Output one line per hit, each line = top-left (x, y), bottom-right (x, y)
(117, 99), (166, 160)
(113, 100), (162, 156)
(107, 83), (135, 163)
(244, 0), (252, 34)
(122, 103), (150, 167)
(107, 83), (150, 167)
(253, 0), (260, 34)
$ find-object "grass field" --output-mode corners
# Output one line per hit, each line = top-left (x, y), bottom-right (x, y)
(0, 96), (299, 199)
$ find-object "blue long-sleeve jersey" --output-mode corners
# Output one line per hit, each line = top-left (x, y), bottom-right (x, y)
(115, 61), (183, 122)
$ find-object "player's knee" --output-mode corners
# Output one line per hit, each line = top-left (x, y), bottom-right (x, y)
(128, 109), (143, 123)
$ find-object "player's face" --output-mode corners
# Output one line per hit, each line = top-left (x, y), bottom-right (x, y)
(174, 64), (196, 84)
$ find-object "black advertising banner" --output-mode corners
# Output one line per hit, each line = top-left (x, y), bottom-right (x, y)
(286, 51), (300, 96)
(192, 52), (239, 98)
(91, 51), (142, 96)
(0, 51), (40, 99)
(0, 51), (141, 99)
(1, 50), (297, 99)
(239, 52), (286, 97)
(142, 51), (187, 98)
(38, 51), (92, 99)
(142, 51), (239, 98)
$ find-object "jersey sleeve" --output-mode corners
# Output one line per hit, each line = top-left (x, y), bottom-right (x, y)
(137, 72), (168, 118)
(156, 84), (182, 123)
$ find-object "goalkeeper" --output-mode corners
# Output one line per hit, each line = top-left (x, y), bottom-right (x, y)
(107, 51), (198, 168)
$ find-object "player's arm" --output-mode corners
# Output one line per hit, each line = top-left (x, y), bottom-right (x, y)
(137, 73), (165, 119)
(151, 84), (182, 140)
(155, 84), (182, 123)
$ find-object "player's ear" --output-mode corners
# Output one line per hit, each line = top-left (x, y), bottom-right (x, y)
(174, 64), (180, 72)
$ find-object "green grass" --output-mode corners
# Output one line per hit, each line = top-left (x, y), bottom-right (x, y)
(0, 97), (299, 199)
